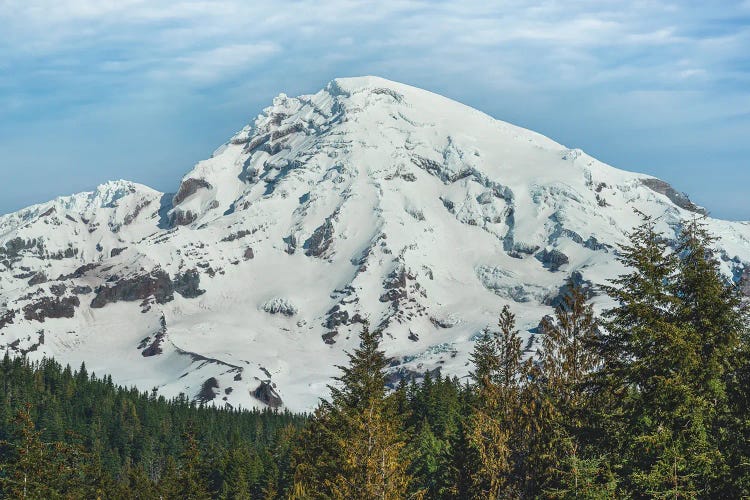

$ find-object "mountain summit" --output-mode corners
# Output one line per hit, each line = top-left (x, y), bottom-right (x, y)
(1, 77), (748, 410)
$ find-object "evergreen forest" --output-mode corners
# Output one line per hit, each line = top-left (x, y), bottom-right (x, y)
(1, 215), (749, 499)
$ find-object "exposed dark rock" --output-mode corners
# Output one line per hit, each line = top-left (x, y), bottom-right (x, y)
(170, 209), (197, 226)
(303, 218), (335, 257)
(23, 296), (80, 322)
(325, 305), (348, 329)
(379, 288), (406, 303)
(412, 155), (468, 183)
(221, 229), (254, 242)
(324, 305), (365, 330)
(48, 246), (79, 260)
(91, 270), (174, 308)
(1, 237), (44, 262)
(110, 247), (127, 257)
(377, 265), (427, 330)
(49, 284), (67, 297)
(555, 229), (610, 252)
(379, 268), (408, 303)
(123, 199), (153, 225)
(440, 197), (455, 213)
(57, 263), (99, 281)
(0, 309), (17, 330)
(72, 285), (93, 295)
(253, 381), (283, 408)
(141, 315), (168, 357)
(243, 247), (254, 260)
(197, 377), (219, 403)
(173, 269), (205, 298)
(536, 249), (569, 271)
(283, 235), (297, 254)
(322, 331), (338, 344)
(173, 178), (212, 205)
(408, 330), (419, 341)
(28, 272), (48, 286)
(641, 178), (707, 215)
(39, 207), (56, 218)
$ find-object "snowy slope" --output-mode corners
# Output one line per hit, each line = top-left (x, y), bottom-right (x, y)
(1, 76), (748, 411)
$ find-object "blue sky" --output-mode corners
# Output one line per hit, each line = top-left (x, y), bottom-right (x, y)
(1, 0), (749, 220)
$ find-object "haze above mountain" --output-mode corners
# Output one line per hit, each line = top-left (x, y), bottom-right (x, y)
(1, 77), (748, 410)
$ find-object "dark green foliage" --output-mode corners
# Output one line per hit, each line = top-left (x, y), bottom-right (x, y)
(0, 353), (305, 498)
(292, 325), (413, 499)
(0, 213), (748, 499)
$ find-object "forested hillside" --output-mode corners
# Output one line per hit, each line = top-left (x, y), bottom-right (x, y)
(1, 215), (748, 499)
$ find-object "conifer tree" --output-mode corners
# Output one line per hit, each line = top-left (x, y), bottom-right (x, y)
(537, 282), (612, 498)
(467, 305), (526, 498)
(599, 212), (725, 497)
(292, 325), (414, 499)
(0, 404), (52, 499)
(674, 217), (750, 496)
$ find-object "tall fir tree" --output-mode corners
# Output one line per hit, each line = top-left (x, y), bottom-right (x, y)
(467, 305), (526, 499)
(674, 216), (750, 496)
(599, 212), (727, 497)
(292, 325), (414, 499)
(537, 281), (614, 498)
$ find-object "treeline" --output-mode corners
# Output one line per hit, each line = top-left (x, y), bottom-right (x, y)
(1, 214), (749, 499)
(0, 355), (305, 498)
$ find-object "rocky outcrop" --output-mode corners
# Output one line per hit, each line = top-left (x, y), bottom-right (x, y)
(1, 237), (44, 265)
(536, 249), (569, 271)
(170, 209), (197, 226)
(641, 178), (707, 215)
(57, 263), (99, 281)
(0, 309), (17, 330)
(221, 229), (254, 242)
(303, 218), (335, 258)
(91, 270), (174, 308)
(72, 285), (93, 295)
(28, 272), (48, 286)
(110, 247), (127, 257)
(173, 178), (211, 205)
(197, 377), (219, 403)
(173, 269), (205, 298)
(324, 304), (365, 329)
(253, 381), (283, 408)
(48, 246), (79, 260)
(23, 296), (80, 322)
(378, 265), (428, 329)
(321, 331), (338, 345)
(140, 315), (167, 357)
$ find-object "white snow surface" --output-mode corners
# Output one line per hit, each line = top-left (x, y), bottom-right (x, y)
(1, 76), (748, 411)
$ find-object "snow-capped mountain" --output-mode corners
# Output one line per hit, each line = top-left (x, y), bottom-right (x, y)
(1, 76), (748, 411)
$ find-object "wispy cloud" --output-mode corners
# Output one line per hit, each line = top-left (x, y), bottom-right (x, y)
(0, 0), (749, 219)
